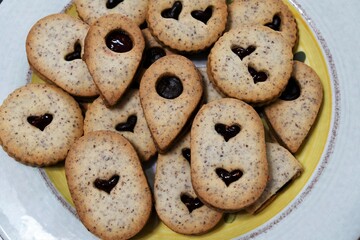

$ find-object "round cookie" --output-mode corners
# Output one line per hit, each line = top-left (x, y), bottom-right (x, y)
(227, 0), (298, 48)
(84, 14), (145, 106)
(74, 0), (148, 26)
(65, 130), (152, 240)
(26, 13), (99, 98)
(208, 25), (293, 105)
(191, 98), (268, 212)
(84, 89), (157, 162)
(0, 83), (84, 166)
(264, 61), (323, 153)
(147, 0), (228, 52)
(154, 133), (223, 235)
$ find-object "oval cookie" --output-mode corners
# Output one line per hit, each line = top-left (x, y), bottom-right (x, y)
(65, 130), (152, 240)
(191, 98), (268, 211)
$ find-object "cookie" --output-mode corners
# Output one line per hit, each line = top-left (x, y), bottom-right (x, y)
(84, 89), (157, 161)
(139, 55), (203, 153)
(227, 0), (298, 48)
(208, 24), (293, 105)
(197, 66), (224, 103)
(26, 13), (99, 98)
(84, 14), (145, 106)
(65, 130), (152, 240)
(74, 0), (148, 26)
(263, 61), (323, 153)
(246, 142), (303, 214)
(191, 98), (268, 211)
(147, 0), (228, 52)
(0, 83), (83, 166)
(154, 133), (223, 235)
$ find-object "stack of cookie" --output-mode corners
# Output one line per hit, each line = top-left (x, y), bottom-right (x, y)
(0, 0), (324, 239)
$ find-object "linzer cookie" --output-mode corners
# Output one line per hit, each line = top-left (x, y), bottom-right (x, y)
(26, 13), (98, 98)
(0, 84), (83, 166)
(147, 0), (228, 52)
(191, 98), (268, 211)
(154, 133), (223, 235)
(264, 61), (323, 153)
(84, 14), (144, 106)
(246, 142), (303, 214)
(74, 0), (148, 26)
(139, 55), (203, 153)
(228, 0), (298, 48)
(84, 89), (157, 161)
(208, 25), (293, 105)
(65, 130), (152, 240)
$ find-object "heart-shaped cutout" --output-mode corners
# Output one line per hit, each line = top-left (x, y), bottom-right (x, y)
(27, 114), (53, 131)
(180, 194), (204, 213)
(191, 6), (213, 24)
(65, 42), (82, 61)
(216, 168), (243, 187)
(279, 77), (301, 101)
(115, 115), (137, 132)
(248, 66), (268, 84)
(106, 0), (124, 9)
(181, 148), (191, 163)
(161, 1), (182, 20)
(94, 174), (120, 194)
(265, 14), (281, 31)
(231, 45), (256, 60)
(215, 123), (241, 142)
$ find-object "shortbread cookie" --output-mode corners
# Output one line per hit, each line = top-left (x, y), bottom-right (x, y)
(26, 13), (98, 98)
(0, 83), (83, 166)
(147, 0), (228, 52)
(264, 61), (323, 153)
(246, 142), (303, 214)
(84, 89), (157, 161)
(139, 55), (203, 153)
(208, 25), (293, 105)
(65, 130), (152, 240)
(154, 133), (223, 235)
(84, 14), (145, 106)
(228, 0), (298, 48)
(198, 67), (223, 103)
(191, 98), (268, 211)
(74, 0), (148, 26)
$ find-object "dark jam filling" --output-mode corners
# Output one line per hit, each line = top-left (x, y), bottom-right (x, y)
(27, 114), (53, 131)
(156, 75), (183, 99)
(105, 29), (133, 53)
(214, 123), (241, 142)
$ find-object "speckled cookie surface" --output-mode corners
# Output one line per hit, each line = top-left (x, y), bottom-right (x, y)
(246, 142), (303, 214)
(191, 98), (268, 211)
(154, 133), (223, 235)
(264, 61), (323, 153)
(208, 25), (293, 105)
(147, 0), (228, 52)
(26, 13), (98, 98)
(84, 89), (157, 161)
(0, 83), (83, 166)
(65, 130), (152, 240)
(228, 0), (298, 48)
(139, 55), (203, 153)
(84, 14), (145, 106)
(74, 0), (148, 26)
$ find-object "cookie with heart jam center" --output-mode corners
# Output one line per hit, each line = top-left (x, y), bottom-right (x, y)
(191, 98), (268, 211)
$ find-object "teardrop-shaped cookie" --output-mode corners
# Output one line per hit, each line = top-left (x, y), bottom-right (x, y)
(84, 14), (145, 106)
(65, 131), (152, 240)
(139, 55), (203, 153)
(264, 61), (323, 153)
(191, 98), (268, 211)
(154, 133), (223, 235)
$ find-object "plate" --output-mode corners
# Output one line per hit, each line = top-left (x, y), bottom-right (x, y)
(1, 0), (358, 239)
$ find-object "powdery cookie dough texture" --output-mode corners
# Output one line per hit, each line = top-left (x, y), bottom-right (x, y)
(0, 83), (83, 166)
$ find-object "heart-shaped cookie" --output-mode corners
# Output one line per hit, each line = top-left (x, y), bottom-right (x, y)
(139, 55), (203, 153)
(26, 14), (99, 98)
(84, 14), (145, 106)
(191, 98), (268, 211)
(264, 61), (323, 153)
(65, 131), (152, 240)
